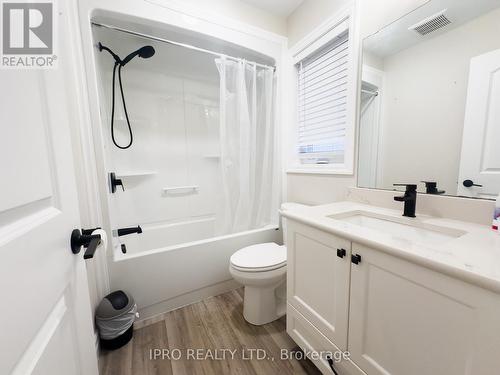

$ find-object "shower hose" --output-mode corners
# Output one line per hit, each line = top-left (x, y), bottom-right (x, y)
(111, 62), (133, 149)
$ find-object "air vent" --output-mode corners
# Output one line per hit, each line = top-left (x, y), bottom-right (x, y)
(409, 10), (451, 36)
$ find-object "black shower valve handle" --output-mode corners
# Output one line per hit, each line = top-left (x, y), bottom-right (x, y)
(110, 172), (124, 193)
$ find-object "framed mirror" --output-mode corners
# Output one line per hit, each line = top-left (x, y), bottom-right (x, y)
(357, 0), (500, 199)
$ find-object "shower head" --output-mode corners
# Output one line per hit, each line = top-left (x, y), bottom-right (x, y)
(98, 42), (155, 66)
(121, 45), (155, 66)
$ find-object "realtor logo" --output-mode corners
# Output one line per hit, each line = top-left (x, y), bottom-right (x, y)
(1, 1), (57, 68)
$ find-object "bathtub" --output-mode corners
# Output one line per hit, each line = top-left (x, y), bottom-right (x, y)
(108, 218), (281, 320)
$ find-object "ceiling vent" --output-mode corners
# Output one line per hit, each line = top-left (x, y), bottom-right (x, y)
(409, 10), (451, 36)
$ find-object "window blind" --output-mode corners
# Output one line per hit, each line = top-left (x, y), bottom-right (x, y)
(297, 31), (349, 165)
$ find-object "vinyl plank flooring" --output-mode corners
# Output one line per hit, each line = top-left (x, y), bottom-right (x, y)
(99, 338), (133, 375)
(99, 289), (321, 375)
(132, 321), (173, 375)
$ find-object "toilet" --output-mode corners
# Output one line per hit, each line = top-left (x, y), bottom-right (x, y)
(229, 203), (307, 325)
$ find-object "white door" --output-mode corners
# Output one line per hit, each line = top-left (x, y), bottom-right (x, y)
(349, 244), (500, 375)
(458, 49), (500, 198)
(286, 220), (351, 350)
(0, 1), (99, 374)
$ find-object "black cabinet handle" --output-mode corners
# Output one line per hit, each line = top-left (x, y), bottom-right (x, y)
(326, 355), (339, 375)
(351, 254), (362, 265)
(337, 248), (346, 258)
(70, 229), (101, 259)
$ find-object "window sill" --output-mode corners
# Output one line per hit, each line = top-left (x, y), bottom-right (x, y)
(286, 168), (354, 176)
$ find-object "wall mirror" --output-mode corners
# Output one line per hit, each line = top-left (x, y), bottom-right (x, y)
(357, 0), (500, 199)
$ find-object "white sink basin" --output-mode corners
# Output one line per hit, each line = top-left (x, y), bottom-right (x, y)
(329, 211), (466, 246)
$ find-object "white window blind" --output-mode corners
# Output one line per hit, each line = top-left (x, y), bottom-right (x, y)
(297, 30), (349, 165)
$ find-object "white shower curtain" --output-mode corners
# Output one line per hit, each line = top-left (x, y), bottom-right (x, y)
(215, 57), (279, 234)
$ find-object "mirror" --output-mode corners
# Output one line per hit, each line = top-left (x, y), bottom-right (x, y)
(358, 0), (500, 199)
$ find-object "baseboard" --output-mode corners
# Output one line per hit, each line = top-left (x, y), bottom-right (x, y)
(134, 279), (241, 329)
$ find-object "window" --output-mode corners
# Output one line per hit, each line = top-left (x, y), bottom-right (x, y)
(296, 29), (350, 167)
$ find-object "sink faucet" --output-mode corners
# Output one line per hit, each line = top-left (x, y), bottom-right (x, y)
(393, 184), (417, 217)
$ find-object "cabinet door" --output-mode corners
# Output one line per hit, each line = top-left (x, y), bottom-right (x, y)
(287, 220), (351, 350)
(349, 243), (500, 375)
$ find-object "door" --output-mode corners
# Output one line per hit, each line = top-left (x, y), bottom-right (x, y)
(458, 49), (500, 198)
(0, 1), (98, 374)
(286, 220), (351, 350)
(349, 244), (500, 375)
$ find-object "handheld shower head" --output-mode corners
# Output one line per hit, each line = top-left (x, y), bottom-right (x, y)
(121, 45), (155, 66)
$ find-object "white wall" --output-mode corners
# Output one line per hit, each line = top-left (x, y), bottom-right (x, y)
(179, 0), (287, 36)
(376, 7), (500, 195)
(287, 0), (351, 47)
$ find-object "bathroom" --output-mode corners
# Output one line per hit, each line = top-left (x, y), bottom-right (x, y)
(1, 0), (500, 374)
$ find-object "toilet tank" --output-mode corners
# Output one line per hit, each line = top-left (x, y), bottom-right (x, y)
(280, 202), (309, 246)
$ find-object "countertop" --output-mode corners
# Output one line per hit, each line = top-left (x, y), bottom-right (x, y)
(281, 201), (500, 294)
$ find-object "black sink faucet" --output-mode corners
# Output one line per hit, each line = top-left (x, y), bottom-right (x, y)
(393, 184), (417, 217)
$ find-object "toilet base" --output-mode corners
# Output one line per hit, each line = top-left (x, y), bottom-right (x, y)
(243, 280), (286, 325)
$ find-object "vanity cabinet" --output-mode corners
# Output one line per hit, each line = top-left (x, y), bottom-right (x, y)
(286, 219), (500, 375)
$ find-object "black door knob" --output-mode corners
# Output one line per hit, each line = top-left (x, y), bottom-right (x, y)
(463, 179), (483, 188)
(70, 229), (102, 259)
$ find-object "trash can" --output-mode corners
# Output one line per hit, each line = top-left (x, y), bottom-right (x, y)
(96, 290), (138, 350)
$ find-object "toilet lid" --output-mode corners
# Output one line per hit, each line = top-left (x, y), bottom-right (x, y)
(230, 243), (286, 271)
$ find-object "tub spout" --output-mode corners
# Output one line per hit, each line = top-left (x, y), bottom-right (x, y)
(117, 226), (143, 237)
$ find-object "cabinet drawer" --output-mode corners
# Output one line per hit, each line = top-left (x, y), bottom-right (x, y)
(287, 303), (365, 375)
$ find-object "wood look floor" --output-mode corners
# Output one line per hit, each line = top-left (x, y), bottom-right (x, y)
(99, 289), (320, 375)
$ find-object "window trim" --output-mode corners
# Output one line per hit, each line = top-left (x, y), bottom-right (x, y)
(287, 5), (359, 176)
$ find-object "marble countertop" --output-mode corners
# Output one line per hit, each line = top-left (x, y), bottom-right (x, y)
(281, 201), (500, 294)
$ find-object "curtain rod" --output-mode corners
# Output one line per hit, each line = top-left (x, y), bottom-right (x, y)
(91, 22), (276, 71)
(361, 89), (378, 96)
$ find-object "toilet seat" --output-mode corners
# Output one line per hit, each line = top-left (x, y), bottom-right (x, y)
(230, 243), (286, 272)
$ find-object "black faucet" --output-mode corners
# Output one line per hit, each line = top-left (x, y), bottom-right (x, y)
(393, 184), (417, 217)
(421, 181), (445, 195)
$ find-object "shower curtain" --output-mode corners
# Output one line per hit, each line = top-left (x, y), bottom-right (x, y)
(215, 57), (279, 234)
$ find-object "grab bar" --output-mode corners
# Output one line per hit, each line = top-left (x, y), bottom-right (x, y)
(162, 186), (199, 194)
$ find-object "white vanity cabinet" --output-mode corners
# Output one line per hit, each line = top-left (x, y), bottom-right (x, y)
(286, 218), (500, 375)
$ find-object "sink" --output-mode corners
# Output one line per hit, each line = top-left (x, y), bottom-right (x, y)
(329, 211), (466, 246)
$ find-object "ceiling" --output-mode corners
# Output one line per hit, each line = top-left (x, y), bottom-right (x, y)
(364, 0), (500, 58)
(241, 0), (304, 17)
